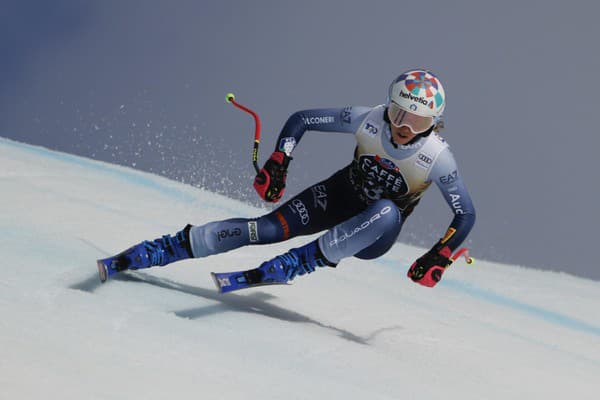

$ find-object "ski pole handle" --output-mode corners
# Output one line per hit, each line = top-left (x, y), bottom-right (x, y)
(226, 93), (261, 174)
(450, 247), (475, 264)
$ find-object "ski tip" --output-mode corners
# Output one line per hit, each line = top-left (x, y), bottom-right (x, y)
(210, 272), (224, 293)
(97, 260), (108, 283)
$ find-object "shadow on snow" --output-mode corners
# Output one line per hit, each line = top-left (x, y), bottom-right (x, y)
(70, 271), (403, 346)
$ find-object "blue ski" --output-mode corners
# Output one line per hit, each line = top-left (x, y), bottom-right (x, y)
(211, 264), (290, 293)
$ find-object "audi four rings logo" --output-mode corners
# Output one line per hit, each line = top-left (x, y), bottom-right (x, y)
(418, 153), (433, 164)
(291, 199), (310, 225)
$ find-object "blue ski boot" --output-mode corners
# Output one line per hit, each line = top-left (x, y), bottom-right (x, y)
(212, 240), (337, 293)
(254, 240), (336, 283)
(97, 225), (194, 282)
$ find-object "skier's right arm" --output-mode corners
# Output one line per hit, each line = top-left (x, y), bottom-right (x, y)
(254, 107), (371, 202)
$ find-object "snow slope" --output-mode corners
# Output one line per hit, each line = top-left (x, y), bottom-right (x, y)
(1, 137), (599, 399)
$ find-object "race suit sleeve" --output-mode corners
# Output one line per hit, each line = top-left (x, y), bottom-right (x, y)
(427, 147), (476, 251)
(273, 107), (371, 154)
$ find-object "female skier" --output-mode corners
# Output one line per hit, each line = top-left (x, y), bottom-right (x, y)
(97, 69), (475, 289)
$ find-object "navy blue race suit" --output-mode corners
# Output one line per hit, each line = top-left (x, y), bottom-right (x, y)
(189, 105), (475, 264)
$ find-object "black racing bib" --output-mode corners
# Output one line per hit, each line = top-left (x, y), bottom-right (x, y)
(351, 154), (409, 202)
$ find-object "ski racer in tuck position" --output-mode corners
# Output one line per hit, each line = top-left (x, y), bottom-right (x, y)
(97, 69), (476, 290)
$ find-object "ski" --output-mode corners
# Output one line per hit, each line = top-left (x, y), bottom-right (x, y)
(97, 260), (109, 282)
(211, 264), (290, 293)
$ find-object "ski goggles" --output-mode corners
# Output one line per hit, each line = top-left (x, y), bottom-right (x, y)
(387, 102), (434, 134)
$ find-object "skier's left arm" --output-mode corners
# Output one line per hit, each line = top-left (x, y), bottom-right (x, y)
(407, 148), (476, 287)
(430, 148), (476, 251)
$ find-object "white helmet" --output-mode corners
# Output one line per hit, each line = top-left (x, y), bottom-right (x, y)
(387, 69), (445, 133)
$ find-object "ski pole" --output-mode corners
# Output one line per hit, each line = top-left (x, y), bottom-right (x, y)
(226, 93), (261, 174)
(450, 247), (475, 265)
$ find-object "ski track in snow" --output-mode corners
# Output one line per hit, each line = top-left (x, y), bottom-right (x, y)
(1, 137), (599, 399)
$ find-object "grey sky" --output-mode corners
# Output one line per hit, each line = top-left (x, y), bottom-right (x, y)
(2, 0), (600, 279)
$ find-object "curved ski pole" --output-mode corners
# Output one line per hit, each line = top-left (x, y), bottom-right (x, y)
(450, 247), (475, 265)
(226, 93), (261, 174)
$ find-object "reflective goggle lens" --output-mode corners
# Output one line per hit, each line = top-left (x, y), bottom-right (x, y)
(387, 102), (434, 134)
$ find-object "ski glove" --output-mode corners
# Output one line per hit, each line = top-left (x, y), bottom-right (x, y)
(407, 244), (453, 287)
(254, 151), (292, 202)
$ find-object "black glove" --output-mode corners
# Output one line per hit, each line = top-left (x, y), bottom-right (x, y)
(407, 244), (453, 287)
(253, 151), (292, 202)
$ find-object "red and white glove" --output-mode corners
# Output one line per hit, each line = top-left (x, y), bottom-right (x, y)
(253, 151), (292, 203)
(407, 245), (453, 287)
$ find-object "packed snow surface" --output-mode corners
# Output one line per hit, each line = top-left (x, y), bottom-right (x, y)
(1, 137), (599, 399)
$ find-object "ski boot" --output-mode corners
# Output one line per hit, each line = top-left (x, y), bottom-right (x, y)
(253, 240), (336, 283)
(97, 225), (193, 282)
(212, 240), (337, 293)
